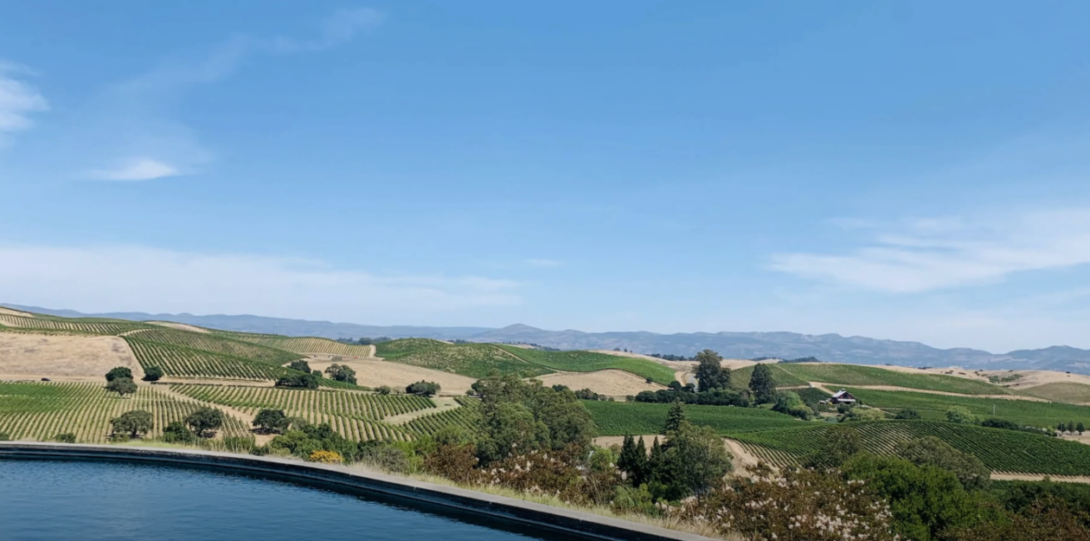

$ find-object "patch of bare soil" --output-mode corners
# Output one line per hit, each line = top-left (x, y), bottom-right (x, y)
(991, 472), (1090, 484)
(723, 438), (763, 476)
(0, 307), (33, 317)
(148, 321), (210, 334)
(534, 370), (666, 397)
(0, 332), (143, 380)
(157, 377), (275, 387)
(308, 358), (477, 396)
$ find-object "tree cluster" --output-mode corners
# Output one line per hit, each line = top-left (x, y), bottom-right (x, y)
(615, 402), (733, 501)
(406, 380), (440, 397)
(324, 364), (357, 384)
(276, 372), (319, 389)
(471, 374), (596, 465)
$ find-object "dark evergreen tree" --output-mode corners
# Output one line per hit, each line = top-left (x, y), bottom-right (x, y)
(664, 401), (687, 434)
(749, 364), (777, 404)
(633, 436), (649, 485)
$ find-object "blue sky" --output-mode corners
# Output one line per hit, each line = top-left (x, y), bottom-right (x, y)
(3, 1), (1090, 352)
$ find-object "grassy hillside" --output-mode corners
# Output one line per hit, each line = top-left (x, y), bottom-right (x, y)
(496, 345), (677, 385)
(129, 328), (303, 365)
(584, 400), (804, 436)
(731, 420), (1090, 476)
(124, 338), (297, 381)
(376, 339), (551, 378)
(730, 364), (807, 389)
(1020, 382), (1090, 404)
(843, 387), (1090, 428)
(0, 381), (250, 444)
(0, 312), (150, 335)
(228, 334), (375, 357)
(731, 363), (1012, 395)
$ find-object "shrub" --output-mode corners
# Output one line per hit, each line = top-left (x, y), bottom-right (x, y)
(162, 421), (197, 444)
(358, 445), (412, 473)
(288, 359), (311, 373)
(406, 381), (441, 397)
(54, 433), (77, 443)
(424, 444), (480, 484)
(668, 466), (898, 541)
(105, 366), (133, 382)
(947, 406), (979, 424)
(896, 409), (921, 420)
(376, 385), (392, 395)
(308, 450), (344, 464)
(611, 484), (657, 516)
(142, 366), (164, 382)
(185, 407), (224, 438)
(842, 406), (887, 422)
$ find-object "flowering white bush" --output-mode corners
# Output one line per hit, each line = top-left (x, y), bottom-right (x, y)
(666, 465), (899, 541)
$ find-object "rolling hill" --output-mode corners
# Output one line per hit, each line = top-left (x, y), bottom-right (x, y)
(13, 304), (1090, 374)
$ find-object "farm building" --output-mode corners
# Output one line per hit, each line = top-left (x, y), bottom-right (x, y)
(829, 390), (856, 405)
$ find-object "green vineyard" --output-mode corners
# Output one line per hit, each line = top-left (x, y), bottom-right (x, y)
(229, 334), (375, 357)
(169, 384), (435, 420)
(376, 339), (552, 378)
(497, 346), (677, 386)
(167, 384), (431, 442)
(584, 400), (804, 436)
(0, 313), (149, 336)
(128, 328), (303, 365)
(125, 338), (294, 381)
(404, 398), (480, 437)
(730, 363), (1013, 395)
(841, 388), (1090, 428)
(0, 381), (249, 443)
(730, 420), (1090, 475)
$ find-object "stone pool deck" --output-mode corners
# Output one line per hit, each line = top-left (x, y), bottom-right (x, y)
(0, 442), (718, 541)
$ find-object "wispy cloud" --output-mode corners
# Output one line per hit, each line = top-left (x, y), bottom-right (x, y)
(771, 208), (1090, 293)
(0, 244), (520, 320)
(83, 7), (383, 180)
(526, 258), (563, 268)
(0, 62), (48, 142)
(88, 157), (182, 181)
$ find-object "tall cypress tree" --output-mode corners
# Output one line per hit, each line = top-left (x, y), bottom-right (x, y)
(633, 436), (649, 485)
(617, 434), (637, 479)
(664, 401), (687, 434)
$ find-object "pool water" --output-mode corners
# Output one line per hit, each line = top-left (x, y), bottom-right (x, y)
(0, 459), (571, 541)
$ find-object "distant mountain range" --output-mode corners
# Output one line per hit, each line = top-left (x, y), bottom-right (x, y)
(9, 304), (1090, 375)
